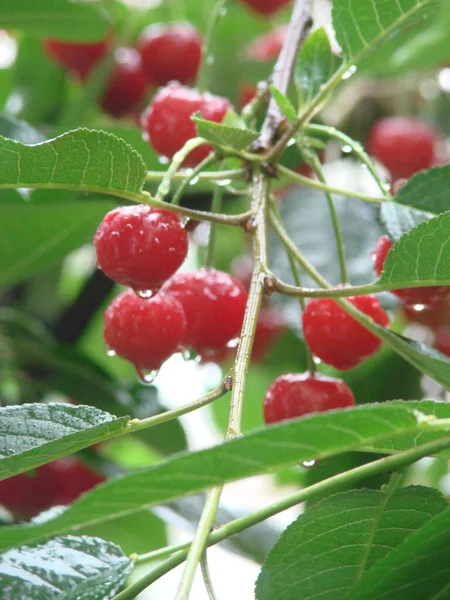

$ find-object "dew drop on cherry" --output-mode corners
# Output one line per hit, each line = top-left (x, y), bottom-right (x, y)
(136, 367), (159, 384)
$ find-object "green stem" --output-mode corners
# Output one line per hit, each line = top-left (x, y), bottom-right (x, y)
(145, 168), (244, 184)
(197, 0), (227, 91)
(155, 138), (208, 202)
(201, 552), (219, 600)
(278, 165), (387, 204)
(305, 124), (390, 196)
(171, 154), (217, 206)
(114, 434), (450, 600)
(309, 153), (349, 284)
(205, 184), (224, 266)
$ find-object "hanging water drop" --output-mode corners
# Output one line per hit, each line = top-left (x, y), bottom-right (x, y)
(135, 289), (154, 299)
(302, 459), (317, 469)
(189, 175), (200, 186)
(106, 348), (116, 357)
(226, 337), (240, 349)
(136, 367), (159, 384)
(158, 155), (170, 165)
(342, 144), (352, 153)
(342, 65), (357, 80)
(182, 348), (194, 361)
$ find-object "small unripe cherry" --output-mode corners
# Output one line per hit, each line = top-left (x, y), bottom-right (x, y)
(264, 372), (355, 424)
(94, 205), (188, 293)
(104, 290), (186, 371)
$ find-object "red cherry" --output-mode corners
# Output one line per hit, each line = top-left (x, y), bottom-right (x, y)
(367, 117), (437, 180)
(94, 205), (188, 292)
(51, 457), (104, 505)
(44, 36), (109, 80)
(142, 83), (231, 167)
(163, 268), (247, 352)
(231, 254), (254, 289)
(402, 296), (450, 328)
(238, 83), (257, 108)
(104, 290), (187, 370)
(245, 26), (287, 61)
(302, 295), (390, 370)
(264, 372), (355, 424)
(252, 307), (286, 361)
(138, 22), (202, 86)
(240, 0), (291, 16)
(100, 48), (148, 118)
(372, 235), (450, 307)
(0, 463), (61, 519)
(434, 325), (450, 357)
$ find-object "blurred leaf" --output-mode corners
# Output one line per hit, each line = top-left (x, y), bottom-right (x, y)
(256, 486), (447, 600)
(101, 126), (162, 171)
(193, 115), (259, 150)
(0, 403), (127, 481)
(0, 114), (45, 144)
(0, 200), (114, 288)
(0, 0), (110, 42)
(269, 84), (296, 122)
(0, 402), (448, 552)
(395, 166), (450, 215)
(380, 202), (433, 240)
(351, 504), (450, 599)
(295, 28), (342, 106)
(0, 535), (133, 600)
(0, 128), (147, 197)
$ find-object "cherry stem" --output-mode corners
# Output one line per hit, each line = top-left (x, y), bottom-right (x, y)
(309, 152), (349, 284)
(145, 167), (245, 183)
(197, 0), (227, 92)
(205, 183), (224, 266)
(171, 154), (218, 206)
(201, 552), (219, 600)
(115, 434), (450, 600)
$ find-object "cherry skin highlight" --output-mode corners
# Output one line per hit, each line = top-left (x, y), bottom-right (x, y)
(264, 372), (355, 424)
(94, 205), (188, 292)
(138, 22), (202, 85)
(104, 290), (187, 371)
(142, 83), (231, 167)
(302, 295), (390, 370)
(163, 268), (247, 352)
(372, 235), (450, 307)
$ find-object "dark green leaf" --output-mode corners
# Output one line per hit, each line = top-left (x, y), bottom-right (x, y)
(0, 403), (128, 481)
(269, 84), (296, 122)
(0, 535), (133, 600)
(395, 165), (450, 215)
(0, 200), (115, 288)
(295, 28), (342, 105)
(0, 129), (147, 198)
(256, 486), (446, 600)
(380, 202), (434, 240)
(0, 0), (110, 42)
(351, 505), (450, 599)
(193, 115), (259, 150)
(0, 402), (447, 552)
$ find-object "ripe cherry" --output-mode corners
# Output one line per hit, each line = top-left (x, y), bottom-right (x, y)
(240, 0), (291, 16)
(372, 235), (450, 307)
(142, 83), (231, 167)
(238, 83), (257, 108)
(434, 325), (450, 357)
(367, 117), (437, 180)
(264, 372), (355, 424)
(104, 290), (187, 371)
(302, 296), (390, 370)
(163, 268), (247, 352)
(44, 37), (109, 80)
(245, 26), (287, 61)
(51, 457), (104, 505)
(101, 48), (148, 118)
(252, 307), (286, 361)
(94, 205), (188, 293)
(138, 22), (202, 85)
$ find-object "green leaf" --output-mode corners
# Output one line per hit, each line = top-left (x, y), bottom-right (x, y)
(332, 0), (440, 65)
(351, 504), (450, 599)
(0, 535), (133, 600)
(193, 115), (259, 150)
(1, 402), (448, 552)
(0, 200), (115, 288)
(380, 202), (434, 240)
(395, 165), (450, 215)
(0, 0), (110, 42)
(256, 486), (446, 600)
(0, 403), (128, 481)
(269, 84), (297, 122)
(378, 212), (450, 289)
(0, 129), (147, 199)
(295, 28), (342, 105)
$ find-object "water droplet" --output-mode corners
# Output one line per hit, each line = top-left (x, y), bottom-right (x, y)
(412, 303), (427, 312)
(342, 144), (352, 153)
(226, 337), (240, 349)
(158, 155), (170, 165)
(189, 176), (200, 186)
(135, 289), (154, 299)
(302, 459), (317, 469)
(136, 367), (159, 384)
(106, 348), (116, 357)
(287, 138), (296, 147)
(219, 7), (227, 16)
(342, 65), (357, 80)
(207, 56), (214, 66)
(217, 178), (232, 187)
(182, 348), (194, 361)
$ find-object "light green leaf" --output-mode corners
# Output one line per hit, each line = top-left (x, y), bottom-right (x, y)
(0, 129), (147, 199)
(1, 402), (449, 552)
(332, 0), (440, 64)
(395, 165), (450, 215)
(0, 200), (115, 288)
(351, 504), (450, 599)
(0, 0), (110, 42)
(269, 84), (297, 122)
(0, 535), (133, 600)
(0, 403), (128, 481)
(295, 28), (342, 105)
(193, 115), (259, 150)
(380, 202), (434, 240)
(256, 486), (446, 600)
